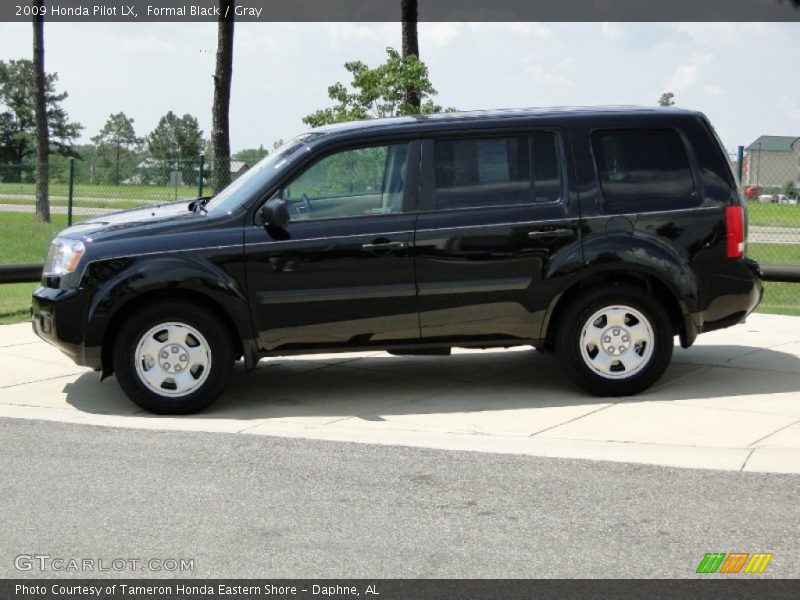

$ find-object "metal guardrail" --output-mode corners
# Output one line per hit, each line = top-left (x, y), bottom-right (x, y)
(0, 264), (42, 284)
(761, 265), (800, 283)
(1, 156), (237, 226)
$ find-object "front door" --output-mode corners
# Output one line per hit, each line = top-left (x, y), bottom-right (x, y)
(244, 140), (421, 352)
(414, 131), (581, 343)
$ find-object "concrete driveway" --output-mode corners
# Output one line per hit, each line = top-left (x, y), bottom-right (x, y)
(1, 313), (799, 474)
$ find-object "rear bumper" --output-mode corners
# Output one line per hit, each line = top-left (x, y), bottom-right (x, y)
(696, 258), (763, 335)
(31, 286), (101, 369)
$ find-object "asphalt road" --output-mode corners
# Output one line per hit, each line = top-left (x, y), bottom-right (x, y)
(1, 417), (798, 579)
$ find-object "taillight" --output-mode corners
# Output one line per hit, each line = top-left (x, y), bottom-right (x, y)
(725, 205), (745, 259)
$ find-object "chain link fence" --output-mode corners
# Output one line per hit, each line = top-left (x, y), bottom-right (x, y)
(0, 156), (248, 323)
(727, 141), (800, 315)
(0, 156), (245, 227)
(729, 141), (800, 262)
(1, 146), (798, 320)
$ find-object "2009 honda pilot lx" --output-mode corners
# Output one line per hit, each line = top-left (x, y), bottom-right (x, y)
(32, 107), (763, 413)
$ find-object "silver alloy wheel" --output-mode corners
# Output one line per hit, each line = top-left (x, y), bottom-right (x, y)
(579, 305), (655, 380)
(133, 322), (212, 397)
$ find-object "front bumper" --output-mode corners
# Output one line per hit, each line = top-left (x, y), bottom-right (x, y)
(31, 286), (102, 369)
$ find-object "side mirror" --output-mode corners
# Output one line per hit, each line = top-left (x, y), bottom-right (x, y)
(260, 198), (290, 228)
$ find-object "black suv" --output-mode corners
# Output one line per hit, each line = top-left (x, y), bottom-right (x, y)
(32, 107), (762, 413)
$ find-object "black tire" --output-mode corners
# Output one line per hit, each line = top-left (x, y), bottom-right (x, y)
(555, 284), (674, 397)
(113, 301), (234, 414)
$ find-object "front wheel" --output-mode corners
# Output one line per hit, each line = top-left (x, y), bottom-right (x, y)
(113, 301), (234, 414)
(556, 285), (674, 396)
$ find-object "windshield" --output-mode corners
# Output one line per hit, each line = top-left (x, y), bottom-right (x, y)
(205, 133), (321, 214)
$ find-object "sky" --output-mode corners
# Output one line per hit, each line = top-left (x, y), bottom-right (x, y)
(0, 21), (799, 154)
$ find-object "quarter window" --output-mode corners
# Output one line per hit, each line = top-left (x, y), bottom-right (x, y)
(432, 133), (562, 210)
(282, 143), (410, 220)
(592, 129), (695, 206)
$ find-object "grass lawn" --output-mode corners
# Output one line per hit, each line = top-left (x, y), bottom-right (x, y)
(748, 242), (800, 265)
(1, 212), (799, 324)
(759, 282), (800, 316)
(0, 213), (63, 324)
(747, 202), (800, 228)
(0, 180), (199, 204)
(0, 284), (37, 324)
(2, 197), (165, 210)
(748, 244), (800, 317)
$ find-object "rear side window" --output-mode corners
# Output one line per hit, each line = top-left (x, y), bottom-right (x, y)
(591, 129), (695, 207)
(432, 133), (561, 210)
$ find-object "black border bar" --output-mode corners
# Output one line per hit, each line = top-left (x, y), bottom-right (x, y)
(2, 0), (800, 22)
(3, 579), (800, 600)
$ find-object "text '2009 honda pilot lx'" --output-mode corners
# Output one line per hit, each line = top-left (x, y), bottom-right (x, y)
(32, 107), (763, 414)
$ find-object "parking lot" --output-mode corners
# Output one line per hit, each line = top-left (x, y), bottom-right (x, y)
(1, 312), (799, 474)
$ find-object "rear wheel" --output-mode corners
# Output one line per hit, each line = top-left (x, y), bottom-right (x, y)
(113, 301), (234, 414)
(556, 285), (673, 396)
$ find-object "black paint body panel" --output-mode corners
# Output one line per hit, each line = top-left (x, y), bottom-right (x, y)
(31, 107), (762, 372)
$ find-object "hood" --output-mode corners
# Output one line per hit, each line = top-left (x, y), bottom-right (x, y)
(58, 200), (202, 242)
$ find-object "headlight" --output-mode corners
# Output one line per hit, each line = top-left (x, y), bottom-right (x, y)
(43, 238), (86, 276)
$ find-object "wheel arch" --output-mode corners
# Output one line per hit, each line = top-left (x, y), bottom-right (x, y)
(99, 288), (248, 380)
(542, 267), (693, 350)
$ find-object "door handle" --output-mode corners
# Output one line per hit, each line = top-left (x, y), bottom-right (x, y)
(362, 241), (408, 251)
(527, 228), (575, 240)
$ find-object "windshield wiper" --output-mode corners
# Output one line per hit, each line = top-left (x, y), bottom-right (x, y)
(188, 196), (212, 214)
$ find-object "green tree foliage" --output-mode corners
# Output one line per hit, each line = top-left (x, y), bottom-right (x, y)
(147, 111), (205, 160)
(49, 144), (95, 184)
(303, 47), (453, 127)
(233, 145), (268, 165)
(146, 111), (205, 185)
(658, 92), (675, 107)
(91, 112), (142, 185)
(0, 59), (83, 166)
(782, 181), (798, 199)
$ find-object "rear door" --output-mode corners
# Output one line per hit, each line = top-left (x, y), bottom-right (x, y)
(414, 130), (580, 343)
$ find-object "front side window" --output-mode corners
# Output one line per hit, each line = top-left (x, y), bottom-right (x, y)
(282, 143), (409, 220)
(432, 133), (561, 210)
(592, 129), (695, 207)
(206, 133), (319, 214)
